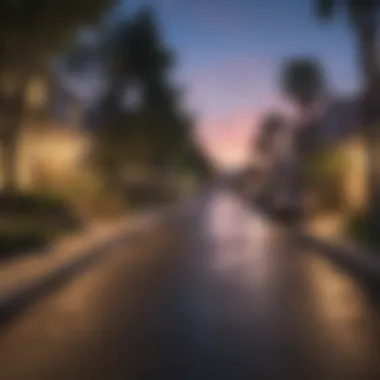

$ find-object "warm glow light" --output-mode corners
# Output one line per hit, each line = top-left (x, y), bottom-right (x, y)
(306, 254), (376, 364)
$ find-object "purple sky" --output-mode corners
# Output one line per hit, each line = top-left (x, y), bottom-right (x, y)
(93, 0), (359, 168)
(119, 0), (361, 167)
(67, 1), (361, 167)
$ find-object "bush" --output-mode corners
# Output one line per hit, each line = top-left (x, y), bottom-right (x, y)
(0, 230), (49, 259)
(0, 191), (81, 259)
(302, 147), (349, 211)
(0, 191), (78, 219)
(346, 210), (380, 251)
(45, 169), (128, 219)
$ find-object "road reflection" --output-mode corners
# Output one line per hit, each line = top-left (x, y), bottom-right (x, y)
(0, 186), (379, 380)
(176, 187), (380, 379)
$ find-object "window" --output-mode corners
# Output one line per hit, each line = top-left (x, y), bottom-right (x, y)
(26, 78), (47, 109)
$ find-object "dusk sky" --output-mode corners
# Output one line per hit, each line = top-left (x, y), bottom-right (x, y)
(118, 0), (360, 167)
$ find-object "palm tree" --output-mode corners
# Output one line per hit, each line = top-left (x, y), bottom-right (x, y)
(280, 57), (325, 125)
(316, 0), (380, 228)
(279, 58), (326, 214)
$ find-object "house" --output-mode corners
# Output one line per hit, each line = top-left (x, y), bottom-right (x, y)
(12, 121), (92, 191)
(247, 95), (367, 214)
(308, 95), (367, 213)
(0, 73), (93, 191)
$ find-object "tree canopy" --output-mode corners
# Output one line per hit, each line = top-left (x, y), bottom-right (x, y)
(0, 0), (114, 73)
(0, 0), (115, 191)
(63, 7), (210, 193)
(280, 57), (325, 110)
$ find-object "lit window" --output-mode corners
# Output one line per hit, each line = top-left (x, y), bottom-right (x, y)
(26, 78), (46, 108)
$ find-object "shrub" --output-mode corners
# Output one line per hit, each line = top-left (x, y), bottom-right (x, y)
(0, 229), (49, 259)
(43, 168), (128, 219)
(346, 210), (380, 251)
(302, 146), (349, 211)
(0, 191), (81, 259)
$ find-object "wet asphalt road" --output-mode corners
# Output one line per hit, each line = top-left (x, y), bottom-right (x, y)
(0, 188), (379, 380)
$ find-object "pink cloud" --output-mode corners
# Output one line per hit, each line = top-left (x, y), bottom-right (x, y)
(193, 93), (295, 168)
(194, 106), (260, 168)
(184, 55), (294, 168)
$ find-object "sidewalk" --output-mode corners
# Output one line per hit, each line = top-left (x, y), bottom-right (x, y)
(0, 188), (203, 314)
(303, 212), (380, 285)
(0, 210), (163, 307)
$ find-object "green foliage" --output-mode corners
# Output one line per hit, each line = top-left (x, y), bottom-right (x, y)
(0, 0), (114, 192)
(314, 0), (380, 230)
(0, 230), (48, 259)
(0, 191), (81, 258)
(306, 147), (345, 179)
(316, 0), (334, 19)
(303, 147), (349, 210)
(127, 7), (174, 84)
(0, 191), (80, 227)
(84, 7), (208, 195)
(346, 209), (380, 251)
(315, 0), (378, 27)
(0, 0), (114, 71)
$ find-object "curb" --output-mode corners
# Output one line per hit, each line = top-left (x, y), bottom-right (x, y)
(300, 232), (380, 290)
(0, 210), (166, 323)
(0, 189), (221, 323)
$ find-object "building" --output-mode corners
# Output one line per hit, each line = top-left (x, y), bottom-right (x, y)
(310, 95), (367, 213)
(12, 121), (92, 191)
(0, 73), (93, 191)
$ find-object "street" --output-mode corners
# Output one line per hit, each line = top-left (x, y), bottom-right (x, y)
(0, 187), (379, 380)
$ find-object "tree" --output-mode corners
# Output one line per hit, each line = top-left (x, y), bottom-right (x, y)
(0, 0), (114, 192)
(169, 114), (212, 181)
(316, 0), (380, 230)
(256, 111), (287, 155)
(81, 7), (209, 195)
(279, 57), (326, 196)
(125, 7), (183, 167)
(280, 57), (325, 122)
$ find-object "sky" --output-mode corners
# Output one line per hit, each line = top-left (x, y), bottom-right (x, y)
(112, 0), (361, 168)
